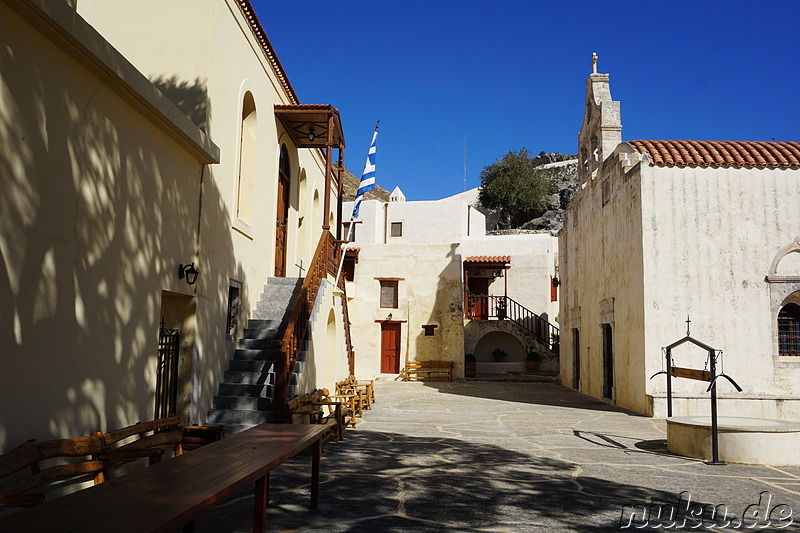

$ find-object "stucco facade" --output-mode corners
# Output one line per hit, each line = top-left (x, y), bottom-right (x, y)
(344, 196), (559, 379)
(560, 67), (800, 419)
(0, 0), (349, 451)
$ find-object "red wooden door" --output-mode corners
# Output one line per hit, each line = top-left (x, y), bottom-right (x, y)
(274, 174), (289, 277)
(380, 323), (401, 373)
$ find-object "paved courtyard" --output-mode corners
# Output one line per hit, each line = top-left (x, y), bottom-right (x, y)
(197, 380), (800, 532)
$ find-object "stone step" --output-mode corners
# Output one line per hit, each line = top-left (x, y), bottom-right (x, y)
(228, 359), (274, 373)
(216, 383), (273, 397)
(207, 409), (275, 425)
(239, 338), (273, 350)
(223, 371), (273, 385)
(242, 327), (282, 340)
(212, 396), (272, 410)
(232, 348), (279, 361)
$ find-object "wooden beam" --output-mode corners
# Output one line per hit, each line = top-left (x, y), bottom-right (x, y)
(670, 366), (711, 382)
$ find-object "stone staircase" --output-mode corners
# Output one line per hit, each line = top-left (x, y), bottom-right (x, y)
(207, 277), (303, 435)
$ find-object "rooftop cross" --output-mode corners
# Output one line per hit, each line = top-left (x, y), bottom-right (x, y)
(686, 315), (691, 336)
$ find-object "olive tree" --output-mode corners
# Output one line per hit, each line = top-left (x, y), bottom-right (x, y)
(478, 148), (557, 228)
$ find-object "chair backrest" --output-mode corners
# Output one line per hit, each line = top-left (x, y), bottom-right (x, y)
(0, 436), (107, 507)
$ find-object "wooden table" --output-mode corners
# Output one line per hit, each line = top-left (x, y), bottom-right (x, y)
(0, 423), (328, 533)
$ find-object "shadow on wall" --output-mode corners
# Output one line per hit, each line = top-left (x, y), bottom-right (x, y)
(197, 430), (706, 531)
(151, 75), (208, 132)
(0, 24), (238, 451)
(413, 244), (463, 373)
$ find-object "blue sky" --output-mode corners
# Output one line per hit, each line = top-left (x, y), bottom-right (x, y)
(254, 0), (799, 201)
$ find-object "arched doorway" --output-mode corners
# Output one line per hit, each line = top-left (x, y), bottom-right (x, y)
(275, 145), (290, 276)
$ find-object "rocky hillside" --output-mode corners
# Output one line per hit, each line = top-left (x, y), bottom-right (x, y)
(341, 168), (390, 202)
(487, 152), (579, 235)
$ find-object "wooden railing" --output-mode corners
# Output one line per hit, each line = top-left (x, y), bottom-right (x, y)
(338, 278), (356, 376)
(465, 295), (560, 351)
(275, 231), (340, 421)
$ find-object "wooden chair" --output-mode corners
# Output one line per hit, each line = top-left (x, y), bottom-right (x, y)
(179, 425), (225, 452)
(335, 380), (366, 417)
(92, 417), (183, 483)
(311, 389), (349, 441)
(344, 376), (375, 408)
(289, 393), (339, 445)
(0, 436), (107, 508)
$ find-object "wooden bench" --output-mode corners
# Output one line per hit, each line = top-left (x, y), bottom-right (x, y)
(335, 380), (368, 417)
(341, 376), (375, 408)
(289, 393), (340, 444)
(0, 424), (328, 533)
(403, 360), (454, 381)
(0, 435), (107, 509)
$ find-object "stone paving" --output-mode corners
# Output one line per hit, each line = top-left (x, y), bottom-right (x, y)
(197, 380), (800, 532)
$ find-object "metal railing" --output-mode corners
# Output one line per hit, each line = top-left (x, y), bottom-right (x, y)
(275, 231), (341, 421)
(465, 295), (560, 351)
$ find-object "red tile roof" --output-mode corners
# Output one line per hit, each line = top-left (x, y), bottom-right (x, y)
(236, 1), (299, 105)
(628, 140), (800, 168)
(464, 256), (511, 264)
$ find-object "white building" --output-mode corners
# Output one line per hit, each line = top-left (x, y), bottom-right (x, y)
(343, 193), (560, 379)
(559, 65), (800, 419)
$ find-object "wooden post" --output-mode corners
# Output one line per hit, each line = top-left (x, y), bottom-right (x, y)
(322, 115), (334, 231)
(253, 474), (269, 532)
(310, 438), (321, 509)
(336, 146), (344, 240)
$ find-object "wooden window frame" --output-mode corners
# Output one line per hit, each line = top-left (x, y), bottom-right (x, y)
(379, 280), (399, 309)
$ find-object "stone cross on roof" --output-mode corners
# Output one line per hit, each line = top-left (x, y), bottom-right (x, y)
(592, 52), (598, 74)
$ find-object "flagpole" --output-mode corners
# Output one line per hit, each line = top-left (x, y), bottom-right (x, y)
(333, 121), (379, 289)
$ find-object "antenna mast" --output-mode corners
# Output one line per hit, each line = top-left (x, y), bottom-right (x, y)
(463, 136), (467, 192)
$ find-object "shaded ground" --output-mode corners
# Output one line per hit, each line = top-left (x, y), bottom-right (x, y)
(197, 381), (800, 532)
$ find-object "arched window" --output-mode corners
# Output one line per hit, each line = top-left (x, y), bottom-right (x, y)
(236, 92), (257, 225)
(778, 303), (800, 356)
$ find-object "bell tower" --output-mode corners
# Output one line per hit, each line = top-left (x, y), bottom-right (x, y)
(578, 53), (622, 183)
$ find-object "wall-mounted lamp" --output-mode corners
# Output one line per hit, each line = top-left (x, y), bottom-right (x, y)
(552, 266), (560, 288)
(386, 313), (393, 321)
(178, 262), (199, 286)
(307, 127), (316, 142)
(492, 269), (504, 278)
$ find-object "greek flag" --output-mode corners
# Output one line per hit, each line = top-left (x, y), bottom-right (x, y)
(352, 128), (378, 218)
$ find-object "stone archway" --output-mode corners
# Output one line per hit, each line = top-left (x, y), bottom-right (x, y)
(473, 330), (525, 375)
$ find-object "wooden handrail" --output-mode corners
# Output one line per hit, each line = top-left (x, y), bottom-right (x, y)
(465, 295), (560, 351)
(338, 278), (355, 376)
(275, 231), (340, 422)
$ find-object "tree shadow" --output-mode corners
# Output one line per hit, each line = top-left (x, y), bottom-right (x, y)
(0, 7), (236, 451)
(196, 430), (716, 532)
(420, 381), (647, 415)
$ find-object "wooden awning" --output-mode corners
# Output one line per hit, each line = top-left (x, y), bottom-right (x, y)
(274, 104), (345, 149)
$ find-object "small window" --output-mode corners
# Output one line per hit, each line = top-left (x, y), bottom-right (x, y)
(390, 222), (403, 237)
(422, 325), (438, 337)
(601, 179), (610, 206)
(778, 303), (800, 356)
(343, 222), (356, 242)
(380, 280), (398, 308)
(226, 281), (242, 342)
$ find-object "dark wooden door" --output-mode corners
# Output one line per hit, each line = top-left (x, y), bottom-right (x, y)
(380, 323), (401, 373)
(274, 174), (289, 277)
(572, 328), (581, 390)
(602, 324), (613, 399)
